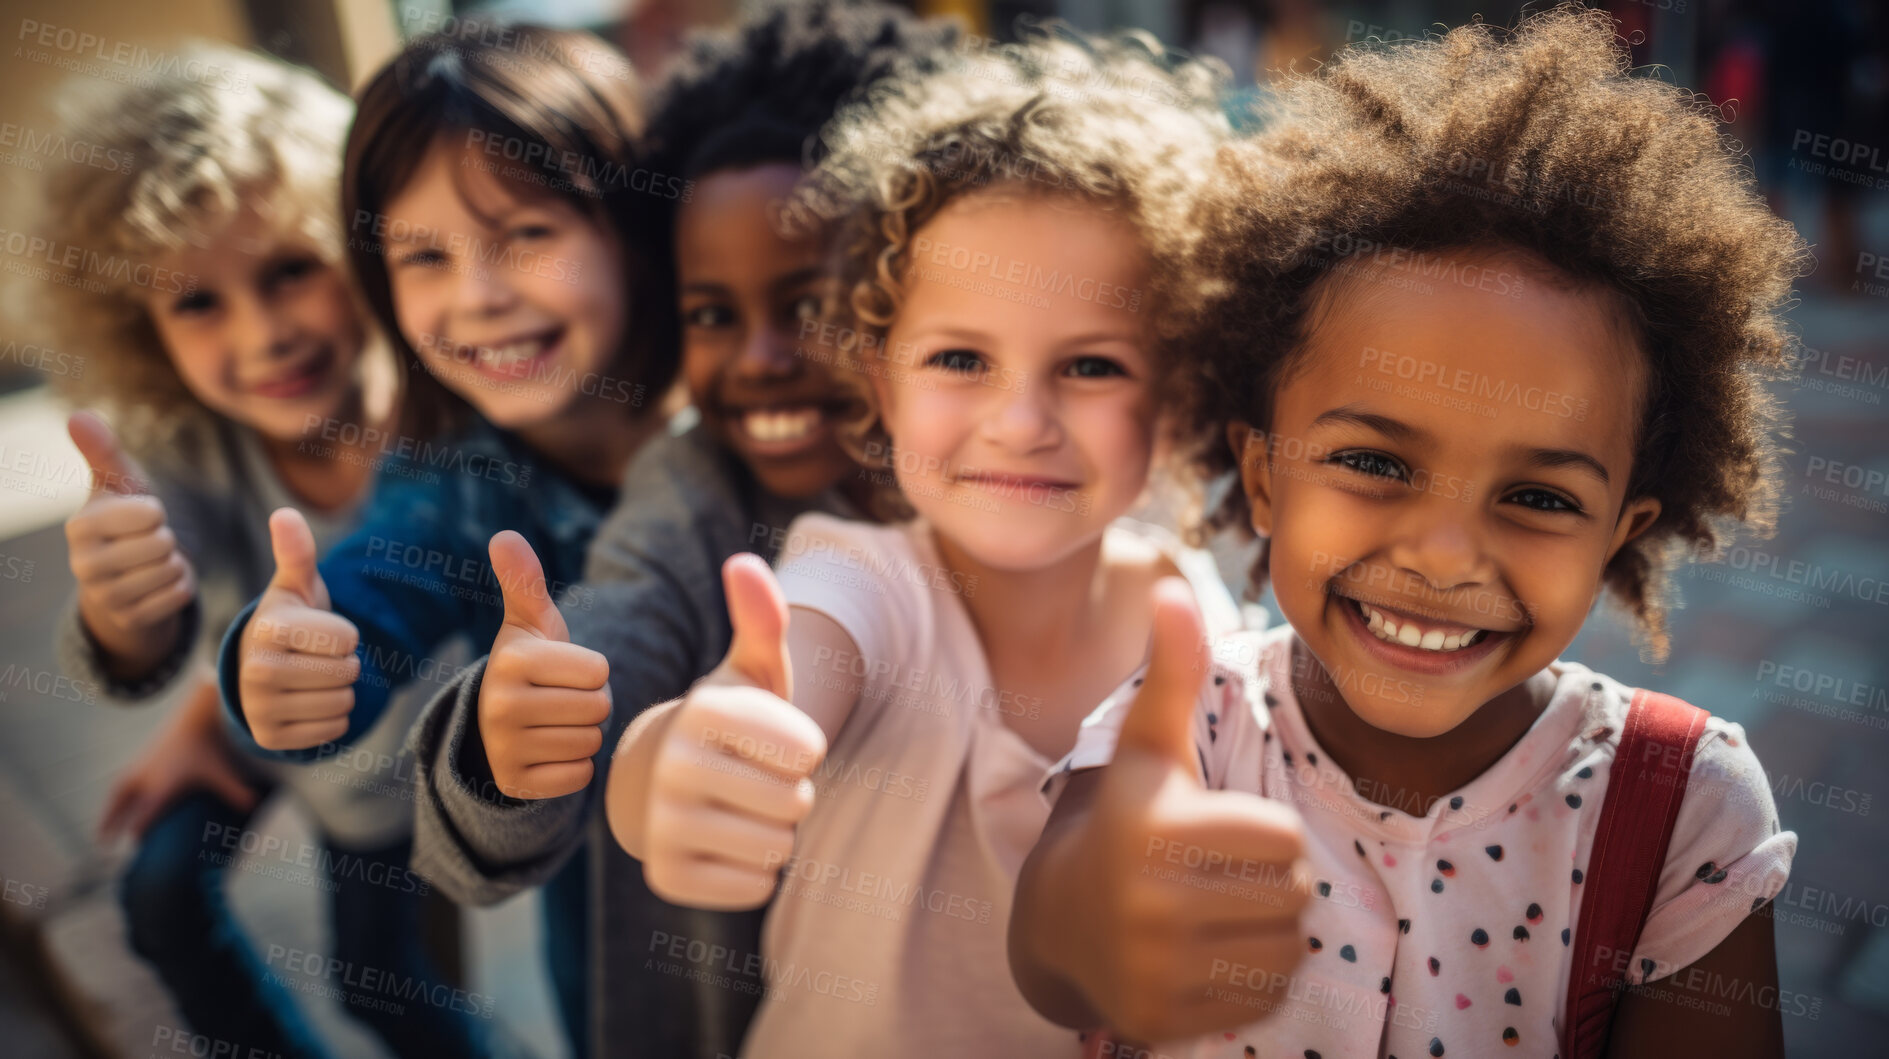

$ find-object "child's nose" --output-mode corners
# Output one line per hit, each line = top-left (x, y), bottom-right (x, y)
(732, 326), (799, 379)
(981, 381), (1062, 453)
(452, 262), (521, 316)
(1386, 507), (1491, 593)
(231, 294), (295, 360)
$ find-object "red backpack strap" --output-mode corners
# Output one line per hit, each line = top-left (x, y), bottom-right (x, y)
(1561, 688), (1711, 1059)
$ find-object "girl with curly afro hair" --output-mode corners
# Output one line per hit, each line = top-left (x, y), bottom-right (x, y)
(1015, 7), (1808, 1058)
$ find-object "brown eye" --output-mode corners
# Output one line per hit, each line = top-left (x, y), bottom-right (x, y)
(1065, 356), (1125, 378)
(926, 349), (986, 376)
(1507, 488), (1583, 514)
(1328, 450), (1406, 481)
(684, 304), (736, 329)
(171, 290), (218, 315)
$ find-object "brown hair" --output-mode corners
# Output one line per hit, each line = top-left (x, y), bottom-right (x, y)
(342, 22), (679, 439)
(1190, 5), (1810, 659)
(794, 22), (1231, 521)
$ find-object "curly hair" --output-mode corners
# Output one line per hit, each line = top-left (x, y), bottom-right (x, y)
(1190, 4), (1811, 659)
(640, 0), (961, 187)
(8, 42), (356, 453)
(797, 20), (1232, 521)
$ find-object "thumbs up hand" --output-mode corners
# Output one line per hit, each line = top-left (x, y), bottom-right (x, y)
(238, 508), (361, 750)
(64, 412), (197, 676)
(1032, 579), (1310, 1044)
(476, 531), (610, 800)
(640, 553), (826, 911)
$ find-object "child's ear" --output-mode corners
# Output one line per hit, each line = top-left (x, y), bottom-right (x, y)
(1604, 496), (1662, 565)
(1226, 420), (1274, 539)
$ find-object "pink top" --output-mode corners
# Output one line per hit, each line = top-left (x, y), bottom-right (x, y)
(746, 512), (1243, 1057)
(1046, 624), (1797, 1059)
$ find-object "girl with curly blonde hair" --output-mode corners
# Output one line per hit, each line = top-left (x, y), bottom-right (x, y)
(604, 22), (1237, 1055)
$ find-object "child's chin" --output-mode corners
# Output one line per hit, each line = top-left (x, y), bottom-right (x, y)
(1349, 699), (1476, 741)
(467, 389), (570, 428)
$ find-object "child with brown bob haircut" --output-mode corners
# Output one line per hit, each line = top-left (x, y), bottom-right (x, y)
(1012, 7), (1808, 1058)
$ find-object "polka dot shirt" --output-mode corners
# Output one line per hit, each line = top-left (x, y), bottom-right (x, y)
(1044, 625), (1796, 1059)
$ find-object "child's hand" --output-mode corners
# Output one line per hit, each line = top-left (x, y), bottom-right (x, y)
(1043, 580), (1311, 1044)
(65, 411), (196, 676)
(97, 677), (258, 844)
(641, 554), (826, 911)
(238, 508), (360, 750)
(476, 531), (610, 800)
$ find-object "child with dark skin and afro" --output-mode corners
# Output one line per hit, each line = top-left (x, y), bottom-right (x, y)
(402, 5), (958, 1057)
(1011, 7), (1808, 1058)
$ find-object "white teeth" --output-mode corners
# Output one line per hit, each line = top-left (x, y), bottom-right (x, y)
(743, 407), (821, 442)
(1357, 601), (1485, 653)
(471, 335), (551, 369)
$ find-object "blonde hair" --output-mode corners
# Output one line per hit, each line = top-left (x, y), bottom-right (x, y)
(10, 42), (357, 452)
(793, 21), (1232, 521)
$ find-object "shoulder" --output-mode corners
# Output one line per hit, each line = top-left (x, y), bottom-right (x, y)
(597, 423), (755, 561)
(771, 513), (945, 597)
(773, 515), (946, 671)
(618, 420), (748, 511)
(1560, 669), (1779, 834)
(1555, 668), (1796, 976)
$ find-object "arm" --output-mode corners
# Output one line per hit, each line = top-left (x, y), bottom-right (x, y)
(97, 669), (259, 842)
(219, 477), (484, 760)
(1605, 911), (1785, 1057)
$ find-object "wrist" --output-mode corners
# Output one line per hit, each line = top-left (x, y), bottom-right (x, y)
(86, 607), (179, 682)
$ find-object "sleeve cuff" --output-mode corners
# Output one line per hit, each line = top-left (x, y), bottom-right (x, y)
(410, 655), (591, 905)
(58, 594), (201, 706)
(1632, 830), (1798, 983)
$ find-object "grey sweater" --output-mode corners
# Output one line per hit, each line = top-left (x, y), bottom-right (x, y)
(409, 419), (845, 1059)
(55, 416), (430, 848)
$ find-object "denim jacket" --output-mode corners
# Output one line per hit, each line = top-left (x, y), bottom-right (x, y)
(216, 418), (613, 760)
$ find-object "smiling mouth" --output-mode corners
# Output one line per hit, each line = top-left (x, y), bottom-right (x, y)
(454, 329), (563, 377)
(721, 402), (847, 454)
(247, 346), (335, 399)
(739, 406), (822, 442)
(953, 471), (1081, 492)
(1335, 592), (1521, 656)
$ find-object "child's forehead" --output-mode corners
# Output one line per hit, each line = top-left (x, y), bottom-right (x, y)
(1281, 254), (1647, 460)
(147, 205), (327, 270)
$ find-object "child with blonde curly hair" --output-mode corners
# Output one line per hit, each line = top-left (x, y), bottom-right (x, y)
(603, 24), (1236, 1056)
(18, 42), (496, 1059)
(1012, 7), (1807, 1058)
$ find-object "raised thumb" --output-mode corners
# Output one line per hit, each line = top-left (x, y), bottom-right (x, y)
(721, 553), (790, 699)
(266, 507), (323, 604)
(1114, 577), (1212, 773)
(68, 410), (145, 495)
(491, 530), (566, 641)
